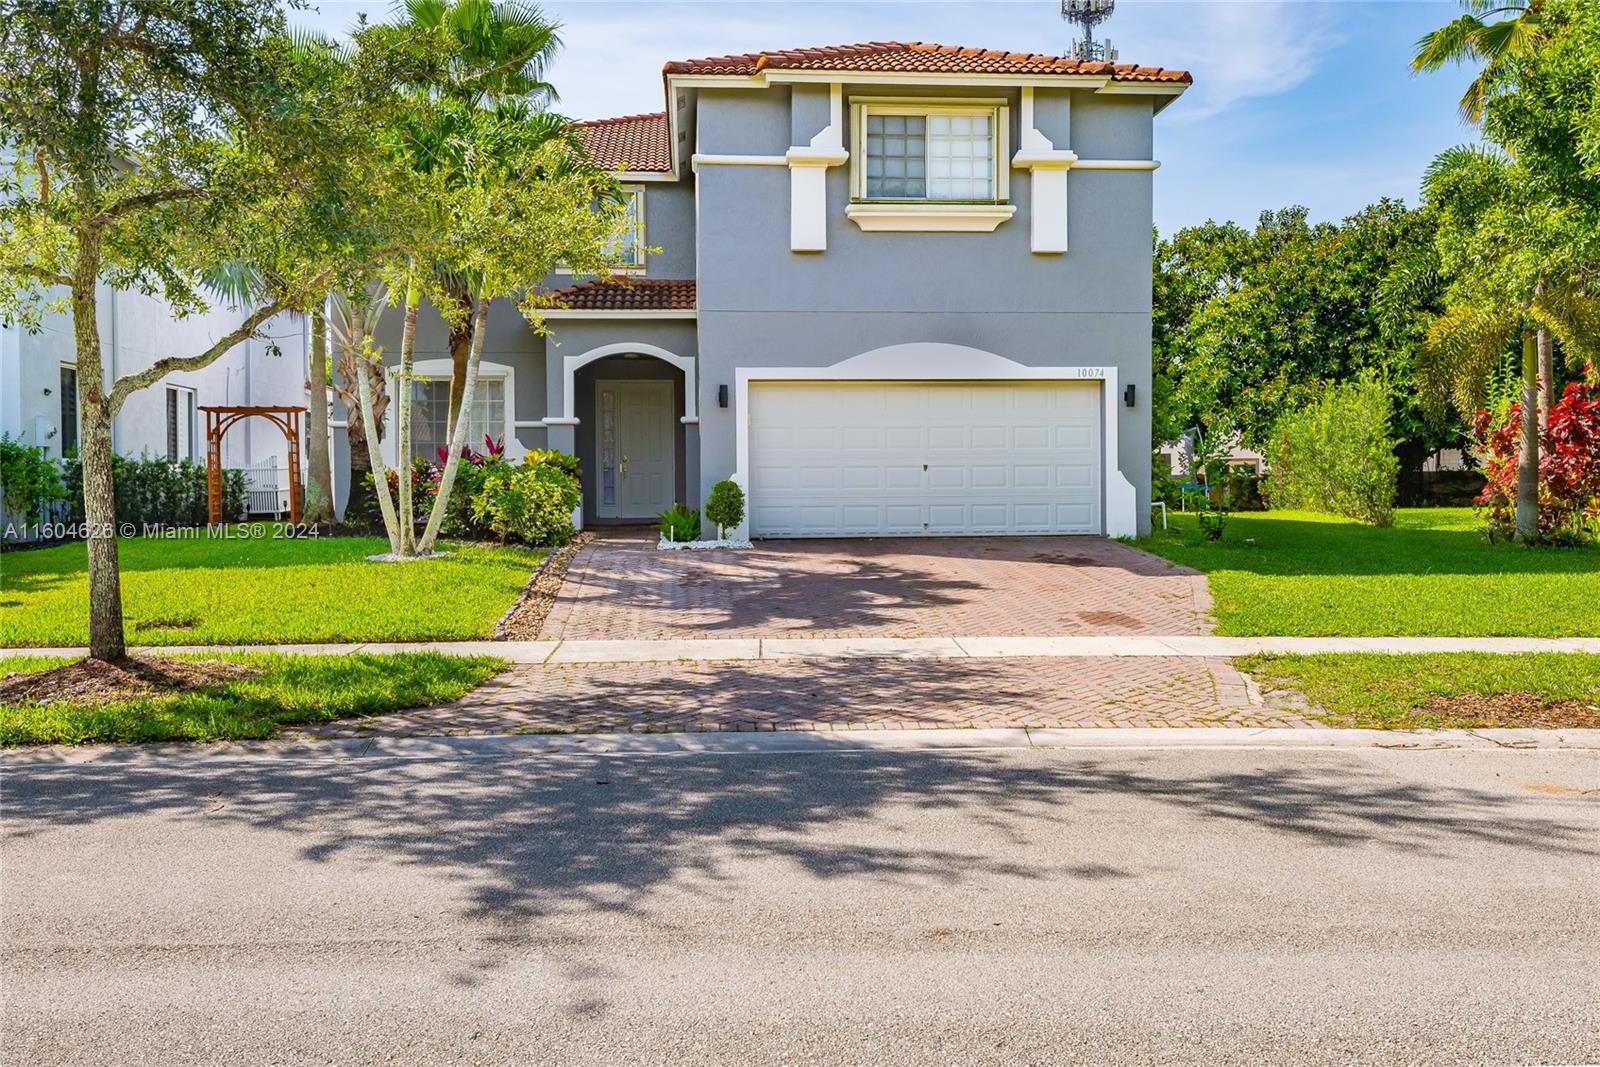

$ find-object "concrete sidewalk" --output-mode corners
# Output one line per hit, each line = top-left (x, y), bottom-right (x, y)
(6, 634), (1600, 663)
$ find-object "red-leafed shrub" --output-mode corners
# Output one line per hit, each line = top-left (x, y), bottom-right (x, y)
(1473, 377), (1600, 543)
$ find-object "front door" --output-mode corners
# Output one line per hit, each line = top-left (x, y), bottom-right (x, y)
(596, 380), (675, 519)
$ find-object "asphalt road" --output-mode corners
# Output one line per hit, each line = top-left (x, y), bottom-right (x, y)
(3, 742), (1598, 1065)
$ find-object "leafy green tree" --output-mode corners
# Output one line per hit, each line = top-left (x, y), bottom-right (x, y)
(1153, 202), (1447, 463)
(0, 0), (391, 659)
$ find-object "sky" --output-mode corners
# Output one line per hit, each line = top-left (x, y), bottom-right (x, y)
(289, 0), (1482, 235)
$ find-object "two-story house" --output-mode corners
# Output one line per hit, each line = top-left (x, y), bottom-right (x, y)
(358, 41), (1189, 538)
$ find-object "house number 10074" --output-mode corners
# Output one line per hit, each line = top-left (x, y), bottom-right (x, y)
(1073, 367), (1106, 378)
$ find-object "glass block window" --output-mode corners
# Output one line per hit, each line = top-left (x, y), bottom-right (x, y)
(864, 114), (926, 199)
(859, 106), (1001, 202)
(411, 378), (506, 461)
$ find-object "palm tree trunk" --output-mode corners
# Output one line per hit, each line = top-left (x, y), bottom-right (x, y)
(419, 296), (489, 555)
(1536, 327), (1554, 431)
(395, 271), (420, 556)
(446, 283), (475, 439)
(302, 301), (335, 525)
(350, 307), (401, 552)
(1515, 330), (1540, 542)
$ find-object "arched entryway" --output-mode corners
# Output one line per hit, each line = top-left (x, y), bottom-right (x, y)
(201, 406), (303, 524)
(558, 344), (698, 525)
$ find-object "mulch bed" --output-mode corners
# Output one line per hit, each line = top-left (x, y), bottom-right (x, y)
(494, 531), (595, 640)
(1421, 691), (1600, 729)
(0, 656), (262, 706)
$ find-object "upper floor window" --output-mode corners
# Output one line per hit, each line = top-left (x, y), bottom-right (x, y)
(853, 103), (1008, 204)
(601, 186), (645, 269)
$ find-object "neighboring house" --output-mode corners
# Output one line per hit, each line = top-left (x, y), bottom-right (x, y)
(359, 40), (1190, 537)
(1159, 431), (1266, 481)
(0, 284), (309, 520)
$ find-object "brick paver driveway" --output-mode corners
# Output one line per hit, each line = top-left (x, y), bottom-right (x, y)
(540, 531), (1213, 640)
(293, 531), (1299, 740)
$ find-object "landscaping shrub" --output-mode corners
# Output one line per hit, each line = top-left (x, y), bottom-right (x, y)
(657, 503), (701, 543)
(469, 460), (580, 546)
(1218, 467), (1265, 511)
(1472, 379), (1600, 544)
(0, 434), (66, 528)
(704, 479), (745, 537)
(61, 452), (245, 528)
(1151, 454), (1181, 506)
(524, 447), (581, 484)
(1266, 374), (1399, 526)
(1196, 506), (1230, 541)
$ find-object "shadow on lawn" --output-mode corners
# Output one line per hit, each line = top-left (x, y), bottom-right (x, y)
(7, 749), (1592, 973)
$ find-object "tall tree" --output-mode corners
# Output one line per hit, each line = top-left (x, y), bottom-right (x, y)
(374, 0), (564, 435)
(0, 0), (384, 659)
(1416, 146), (1599, 541)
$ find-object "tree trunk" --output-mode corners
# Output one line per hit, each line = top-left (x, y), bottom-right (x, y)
(445, 283), (475, 439)
(302, 301), (335, 525)
(420, 296), (489, 555)
(1515, 330), (1540, 543)
(350, 307), (401, 552)
(69, 230), (127, 662)
(1536, 327), (1554, 431)
(395, 272), (421, 556)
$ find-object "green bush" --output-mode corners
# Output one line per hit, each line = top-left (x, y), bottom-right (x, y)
(1196, 507), (1230, 541)
(469, 461), (580, 546)
(1, 434), (66, 527)
(704, 479), (745, 537)
(1151, 454), (1181, 507)
(60, 452), (245, 528)
(1218, 467), (1265, 511)
(524, 448), (581, 484)
(1266, 375), (1399, 526)
(657, 503), (701, 543)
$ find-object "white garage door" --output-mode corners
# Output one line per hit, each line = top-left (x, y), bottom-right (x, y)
(749, 380), (1102, 537)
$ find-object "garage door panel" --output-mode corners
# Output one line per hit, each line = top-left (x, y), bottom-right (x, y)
(750, 381), (1102, 537)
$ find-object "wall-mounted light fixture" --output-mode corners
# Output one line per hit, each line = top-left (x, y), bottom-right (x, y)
(718, 384), (729, 408)
(1123, 383), (1136, 408)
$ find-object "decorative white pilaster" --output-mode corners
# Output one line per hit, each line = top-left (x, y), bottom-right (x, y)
(1011, 87), (1077, 255)
(787, 83), (848, 252)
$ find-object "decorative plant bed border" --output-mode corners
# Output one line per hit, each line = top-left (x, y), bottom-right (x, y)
(494, 532), (595, 640)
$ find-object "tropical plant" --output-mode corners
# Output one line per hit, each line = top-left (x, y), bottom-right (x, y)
(1412, 0), (1544, 123)
(1473, 379), (1600, 543)
(704, 479), (745, 539)
(1266, 375), (1400, 526)
(657, 504), (701, 543)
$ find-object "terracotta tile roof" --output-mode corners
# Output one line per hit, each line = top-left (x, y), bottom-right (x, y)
(573, 112), (672, 172)
(664, 41), (1191, 84)
(544, 278), (696, 312)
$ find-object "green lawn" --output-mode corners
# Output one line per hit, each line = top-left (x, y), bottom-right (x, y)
(1141, 508), (1600, 636)
(0, 535), (542, 647)
(0, 651), (504, 745)
(1241, 653), (1600, 729)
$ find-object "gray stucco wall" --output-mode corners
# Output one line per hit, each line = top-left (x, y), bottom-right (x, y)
(693, 84), (1159, 534)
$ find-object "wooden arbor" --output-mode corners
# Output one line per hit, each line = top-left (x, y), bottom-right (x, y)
(201, 406), (304, 524)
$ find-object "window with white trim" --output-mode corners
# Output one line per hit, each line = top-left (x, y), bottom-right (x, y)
(853, 103), (1008, 203)
(601, 186), (645, 269)
(410, 377), (506, 461)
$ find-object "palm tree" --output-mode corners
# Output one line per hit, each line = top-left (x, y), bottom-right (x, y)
(1418, 145), (1600, 542)
(380, 0), (565, 435)
(1412, 0), (1544, 124)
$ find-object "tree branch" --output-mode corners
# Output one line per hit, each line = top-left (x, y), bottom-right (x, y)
(106, 268), (333, 414)
(94, 187), (212, 225)
(1, 264), (72, 287)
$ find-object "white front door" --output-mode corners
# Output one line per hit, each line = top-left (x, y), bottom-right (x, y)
(596, 380), (676, 519)
(748, 380), (1103, 537)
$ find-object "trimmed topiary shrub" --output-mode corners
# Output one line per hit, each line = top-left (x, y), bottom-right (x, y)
(1266, 374), (1399, 526)
(704, 479), (745, 538)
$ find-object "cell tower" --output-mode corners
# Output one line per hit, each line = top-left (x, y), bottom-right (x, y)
(1062, 0), (1118, 63)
